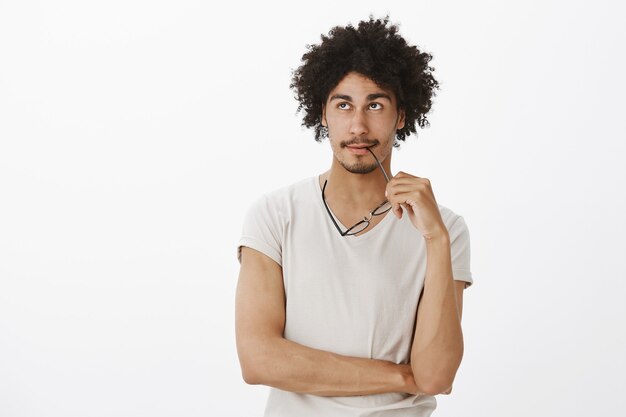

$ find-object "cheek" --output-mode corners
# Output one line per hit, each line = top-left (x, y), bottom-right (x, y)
(328, 134), (342, 148)
(327, 117), (347, 130)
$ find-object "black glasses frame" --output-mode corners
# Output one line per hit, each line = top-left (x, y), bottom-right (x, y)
(321, 147), (392, 237)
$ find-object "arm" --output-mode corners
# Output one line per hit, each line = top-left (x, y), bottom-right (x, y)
(235, 246), (420, 397)
(440, 280), (465, 395)
(410, 234), (465, 395)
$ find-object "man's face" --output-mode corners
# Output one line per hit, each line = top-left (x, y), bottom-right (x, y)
(321, 71), (405, 174)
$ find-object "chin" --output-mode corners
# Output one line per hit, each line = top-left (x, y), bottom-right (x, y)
(340, 160), (378, 175)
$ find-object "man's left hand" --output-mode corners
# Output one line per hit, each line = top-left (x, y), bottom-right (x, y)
(385, 171), (448, 241)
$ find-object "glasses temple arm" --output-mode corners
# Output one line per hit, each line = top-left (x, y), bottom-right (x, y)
(366, 147), (390, 183)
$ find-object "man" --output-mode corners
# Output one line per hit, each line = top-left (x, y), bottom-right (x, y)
(235, 16), (473, 417)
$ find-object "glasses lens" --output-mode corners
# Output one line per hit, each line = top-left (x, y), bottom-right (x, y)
(345, 221), (369, 236)
(372, 201), (392, 215)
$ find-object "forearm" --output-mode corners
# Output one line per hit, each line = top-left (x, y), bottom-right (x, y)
(249, 336), (418, 397)
(410, 235), (464, 393)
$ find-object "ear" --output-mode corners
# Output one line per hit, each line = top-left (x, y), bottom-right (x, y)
(396, 108), (406, 130)
(321, 103), (327, 127)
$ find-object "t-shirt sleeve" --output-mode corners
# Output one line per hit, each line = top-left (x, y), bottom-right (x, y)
(448, 215), (473, 288)
(236, 194), (283, 266)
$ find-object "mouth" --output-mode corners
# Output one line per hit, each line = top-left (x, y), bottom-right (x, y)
(345, 142), (376, 156)
(346, 145), (373, 155)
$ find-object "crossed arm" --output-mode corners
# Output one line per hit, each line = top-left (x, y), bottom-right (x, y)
(234, 244), (465, 397)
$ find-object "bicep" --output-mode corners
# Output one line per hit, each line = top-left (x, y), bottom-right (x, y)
(235, 246), (286, 382)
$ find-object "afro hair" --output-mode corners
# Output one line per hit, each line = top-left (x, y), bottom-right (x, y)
(290, 15), (440, 147)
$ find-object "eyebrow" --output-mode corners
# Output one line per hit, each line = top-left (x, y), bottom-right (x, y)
(329, 93), (392, 102)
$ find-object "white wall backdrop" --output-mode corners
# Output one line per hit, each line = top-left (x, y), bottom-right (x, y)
(1, 1), (625, 416)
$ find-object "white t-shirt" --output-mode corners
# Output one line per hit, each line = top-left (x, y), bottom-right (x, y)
(237, 175), (473, 417)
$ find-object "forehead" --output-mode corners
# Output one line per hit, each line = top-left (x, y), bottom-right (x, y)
(326, 72), (396, 103)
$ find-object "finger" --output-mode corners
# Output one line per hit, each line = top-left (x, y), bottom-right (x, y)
(402, 201), (416, 213)
(387, 190), (420, 207)
(390, 197), (419, 219)
(387, 184), (420, 197)
(392, 171), (419, 179)
(400, 201), (417, 218)
(394, 199), (416, 215)
(385, 183), (422, 205)
(389, 179), (430, 190)
(388, 178), (421, 186)
(393, 204), (403, 219)
(389, 190), (433, 207)
(386, 180), (429, 198)
(387, 195), (409, 219)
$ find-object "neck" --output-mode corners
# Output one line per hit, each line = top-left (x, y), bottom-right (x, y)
(323, 152), (392, 207)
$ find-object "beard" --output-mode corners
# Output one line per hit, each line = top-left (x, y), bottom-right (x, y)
(337, 157), (379, 174)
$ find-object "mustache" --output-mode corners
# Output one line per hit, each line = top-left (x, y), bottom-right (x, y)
(342, 139), (378, 147)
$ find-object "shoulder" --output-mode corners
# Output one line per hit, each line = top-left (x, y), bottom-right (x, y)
(265, 176), (314, 202)
(437, 203), (469, 236)
(437, 203), (464, 225)
(246, 176), (315, 216)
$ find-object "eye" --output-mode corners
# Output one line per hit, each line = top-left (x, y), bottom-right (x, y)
(369, 102), (382, 110)
(338, 102), (351, 110)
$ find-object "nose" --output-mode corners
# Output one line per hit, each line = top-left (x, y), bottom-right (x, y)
(349, 109), (369, 137)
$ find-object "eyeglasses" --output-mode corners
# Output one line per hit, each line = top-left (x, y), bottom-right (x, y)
(321, 147), (392, 236)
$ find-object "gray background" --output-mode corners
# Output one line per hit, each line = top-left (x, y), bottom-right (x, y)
(1, 0), (625, 416)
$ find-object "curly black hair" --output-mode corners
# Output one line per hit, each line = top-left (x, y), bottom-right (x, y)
(290, 15), (440, 147)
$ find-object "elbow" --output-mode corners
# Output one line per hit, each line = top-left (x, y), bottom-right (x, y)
(239, 352), (266, 385)
(241, 366), (261, 385)
(411, 364), (458, 396)
(238, 338), (281, 386)
(416, 379), (454, 396)
(411, 350), (463, 395)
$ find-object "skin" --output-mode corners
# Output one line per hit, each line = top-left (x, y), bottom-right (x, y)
(235, 71), (465, 397)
